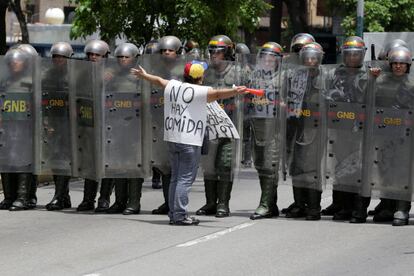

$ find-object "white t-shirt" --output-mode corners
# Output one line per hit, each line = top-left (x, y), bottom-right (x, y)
(206, 101), (240, 140)
(163, 79), (209, 146)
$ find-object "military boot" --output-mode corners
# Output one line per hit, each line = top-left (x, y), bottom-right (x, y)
(285, 186), (307, 218)
(152, 168), (162, 189)
(281, 202), (296, 214)
(196, 180), (217, 215)
(393, 200), (411, 226)
(321, 189), (343, 216)
(216, 181), (233, 218)
(250, 177), (278, 220)
(333, 191), (355, 220)
(152, 173), (170, 215)
(107, 179), (128, 214)
(46, 175), (71, 211)
(26, 175), (38, 209)
(350, 196), (370, 223)
(77, 179), (98, 211)
(0, 173), (17, 210)
(123, 178), (143, 215)
(10, 173), (32, 211)
(373, 198), (396, 222)
(95, 178), (115, 213)
(306, 188), (321, 220)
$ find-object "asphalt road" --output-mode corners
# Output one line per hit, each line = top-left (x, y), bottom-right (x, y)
(0, 169), (413, 276)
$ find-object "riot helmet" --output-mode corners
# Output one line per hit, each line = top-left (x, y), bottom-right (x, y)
(14, 44), (38, 56)
(158, 35), (182, 56)
(208, 35), (234, 61)
(184, 40), (200, 53)
(5, 48), (30, 74)
(388, 46), (412, 75)
(378, 39), (408, 60)
(144, 39), (160, 55)
(114, 42), (139, 68)
(114, 43), (139, 58)
(184, 39), (201, 58)
(50, 42), (74, 58)
(258, 42), (283, 71)
(84, 39), (110, 61)
(259, 42), (283, 57)
(290, 33), (315, 53)
(342, 36), (366, 68)
(235, 43), (251, 55)
(299, 42), (324, 66)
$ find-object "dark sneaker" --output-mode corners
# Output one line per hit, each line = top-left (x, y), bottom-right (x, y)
(174, 217), (200, 226)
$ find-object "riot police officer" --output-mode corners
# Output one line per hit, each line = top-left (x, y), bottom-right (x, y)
(285, 42), (324, 220)
(281, 33), (316, 215)
(42, 42), (74, 211)
(196, 34), (238, 218)
(143, 39), (163, 190)
(0, 48), (38, 211)
(150, 35), (183, 215)
(77, 39), (115, 212)
(368, 39), (410, 218)
(388, 47), (413, 226)
(322, 36), (369, 220)
(105, 42), (145, 215)
(248, 42), (283, 220)
(351, 46), (413, 224)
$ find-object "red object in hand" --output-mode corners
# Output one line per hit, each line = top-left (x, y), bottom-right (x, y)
(246, 88), (265, 97)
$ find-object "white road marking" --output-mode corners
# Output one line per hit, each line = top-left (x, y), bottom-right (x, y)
(176, 221), (256, 248)
(83, 274), (100, 276)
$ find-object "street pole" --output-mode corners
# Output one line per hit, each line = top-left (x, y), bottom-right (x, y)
(357, 0), (364, 37)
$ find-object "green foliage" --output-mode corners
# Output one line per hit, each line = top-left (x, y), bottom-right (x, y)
(327, 0), (414, 36)
(69, 0), (271, 47)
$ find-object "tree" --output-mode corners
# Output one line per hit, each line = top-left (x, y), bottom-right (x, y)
(269, 0), (283, 43)
(0, 0), (29, 54)
(0, 2), (8, 54)
(9, 0), (29, 43)
(282, 0), (308, 34)
(69, 0), (272, 47)
(327, 0), (414, 36)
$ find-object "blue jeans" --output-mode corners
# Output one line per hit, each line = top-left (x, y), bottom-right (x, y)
(167, 142), (201, 222)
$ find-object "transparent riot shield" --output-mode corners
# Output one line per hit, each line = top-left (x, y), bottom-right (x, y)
(34, 57), (72, 176)
(364, 62), (414, 202)
(140, 54), (187, 176)
(322, 64), (369, 193)
(69, 59), (102, 180)
(201, 58), (242, 183)
(0, 56), (36, 172)
(240, 53), (283, 181)
(100, 58), (148, 178)
(282, 62), (327, 191)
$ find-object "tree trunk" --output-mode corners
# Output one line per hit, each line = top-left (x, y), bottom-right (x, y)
(0, 1), (9, 54)
(10, 0), (29, 43)
(283, 0), (308, 34)
(269, 0), (283, 43)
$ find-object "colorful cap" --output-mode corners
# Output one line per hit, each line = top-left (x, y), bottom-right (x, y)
(184, 60), (208, 79)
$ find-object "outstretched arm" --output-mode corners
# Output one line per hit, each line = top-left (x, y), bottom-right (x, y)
(207, 86), (247, 103)
(130, 66), (169, 89)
